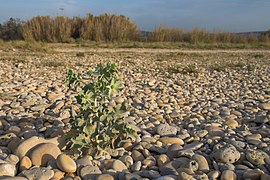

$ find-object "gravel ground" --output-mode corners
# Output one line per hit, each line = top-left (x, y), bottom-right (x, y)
(0, 48), (270, 180)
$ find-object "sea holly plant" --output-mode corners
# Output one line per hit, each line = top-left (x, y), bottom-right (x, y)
(65, 62), (137, 156)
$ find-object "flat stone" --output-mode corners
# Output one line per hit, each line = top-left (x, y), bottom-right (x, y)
(22, 167), (54, 180)
(47, 92), (64, 102)
(192, 154), (209, 172)
(104, 159), (128, 172)
(29, 143), (61, 166)
(156, 123), (177, 136)
(246, 149), (269, 166)
(211, 144), (240, 164)
(243, 169), (263, 180)
(160, 160), (183, 176)
(140, 169), (161, 179)
(132, 150), (145, 162)
(52, 169), (65, 180)
(131, 161), (142, 172)
(225, 119), (239, 129)
(261, 174), (270, 180)
(154, 175), (178, 180)
(0, 163), (16, 177)
(0, 177), (28, 180)
(259, 103), (270, 110)
(183, 142), (204, 151)
(80, 165), (101, 179)
(123, 173), (142, 180)
(56, 154), (77, 173)
(221, 170), (236, 180)
(166, 144), (183, 160)
(76, 156), (93, 167)
(157, 154), (170, 167)
(119, 155), (133, 168)
(5, 154), (19, 165)
(96, 174), (114, 180)
(159, 137), (184, 145)
(207, 170), (220, 179)
(0, 133), (17, 146)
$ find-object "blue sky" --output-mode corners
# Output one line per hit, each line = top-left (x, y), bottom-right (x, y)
(0, 0), (269, 32)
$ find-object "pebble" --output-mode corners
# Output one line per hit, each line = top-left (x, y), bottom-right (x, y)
(56, 154), (77, 173)
(132, 150), (145, 162)
(96, 174), (114, 180)
(0, 163), (17, 177)
(225, 119), (239, 128)
(211, 144), (240, 164)
(261, 174), (270, 180)
(29, 143), (61, 166)
(19, 156), (32, 171)
(156, 123), (177, 136)
(104, 159), (128, 171)
(52, 169), (65, 179)
(242, 168), (263, 180)
(159, 137), (184, 145)
(221, 170), (237, 180)
(259, 103), (270, 110)
(22, 167), (54, 180)
(80, 165), (101, 178)
(5, 154), (19, 165)
(192, 154), (209, 172)
(246, 149), (269, 166)
(157, 154), (170, 167)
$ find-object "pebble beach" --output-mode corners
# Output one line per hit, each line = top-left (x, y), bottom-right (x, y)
(0, 48), (270, 180)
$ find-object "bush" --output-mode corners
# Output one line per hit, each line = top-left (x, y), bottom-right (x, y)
(65, 63), (137, 156)
(0, 18), (23, 40)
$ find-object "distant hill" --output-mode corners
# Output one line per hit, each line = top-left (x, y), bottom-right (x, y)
(141, 30), (269, 37)
(236, 31), (267, 36)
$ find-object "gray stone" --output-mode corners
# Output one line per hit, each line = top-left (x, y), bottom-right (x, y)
(22, 167), (54, 180)
(0, 163), (16, 177)
(246, 149), (269, 166)
(156, 124), (177, 136)
(210, 144), (240, 164)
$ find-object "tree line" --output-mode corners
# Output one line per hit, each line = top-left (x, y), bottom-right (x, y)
(0, 14), (269, 44)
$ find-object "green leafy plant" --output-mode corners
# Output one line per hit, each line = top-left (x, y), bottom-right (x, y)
(65, 62), (137, 156)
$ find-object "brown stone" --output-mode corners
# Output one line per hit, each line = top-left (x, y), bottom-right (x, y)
(221, 170), (236, 180)
(225, 119), (239, 129)
(20, 156), (32, 171)
(29, 143), (61, 166)
(56, 154), (77, 173)
(159, 137), (184, 145)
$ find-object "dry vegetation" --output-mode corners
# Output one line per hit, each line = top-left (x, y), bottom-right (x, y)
(0, 14), (270, 48)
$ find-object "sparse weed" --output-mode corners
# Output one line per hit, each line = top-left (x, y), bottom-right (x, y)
(182, 63), (199, 74)
(167, 64), (182, 73)
(76, 52), (85, 57)
(252, 54), (264, 59)
(209, 64), (226, 72)
(41, 60), (63, 67)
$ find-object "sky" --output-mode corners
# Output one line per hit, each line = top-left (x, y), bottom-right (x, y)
(0, 0), (269, 32)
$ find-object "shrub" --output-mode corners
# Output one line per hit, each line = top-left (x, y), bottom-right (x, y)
(182, 64), (199, 74)
(65, 63), (137, 156)
(0, 18), (23, 40)
(76, 52), (85, 57)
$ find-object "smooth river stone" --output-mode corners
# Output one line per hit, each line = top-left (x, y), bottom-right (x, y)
(159, 137), (184, 145)
(56, 154), (77, 173)
(29, 143), (61, 166)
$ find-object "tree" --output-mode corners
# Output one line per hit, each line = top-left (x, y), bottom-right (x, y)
(0, 18), (23, 40)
